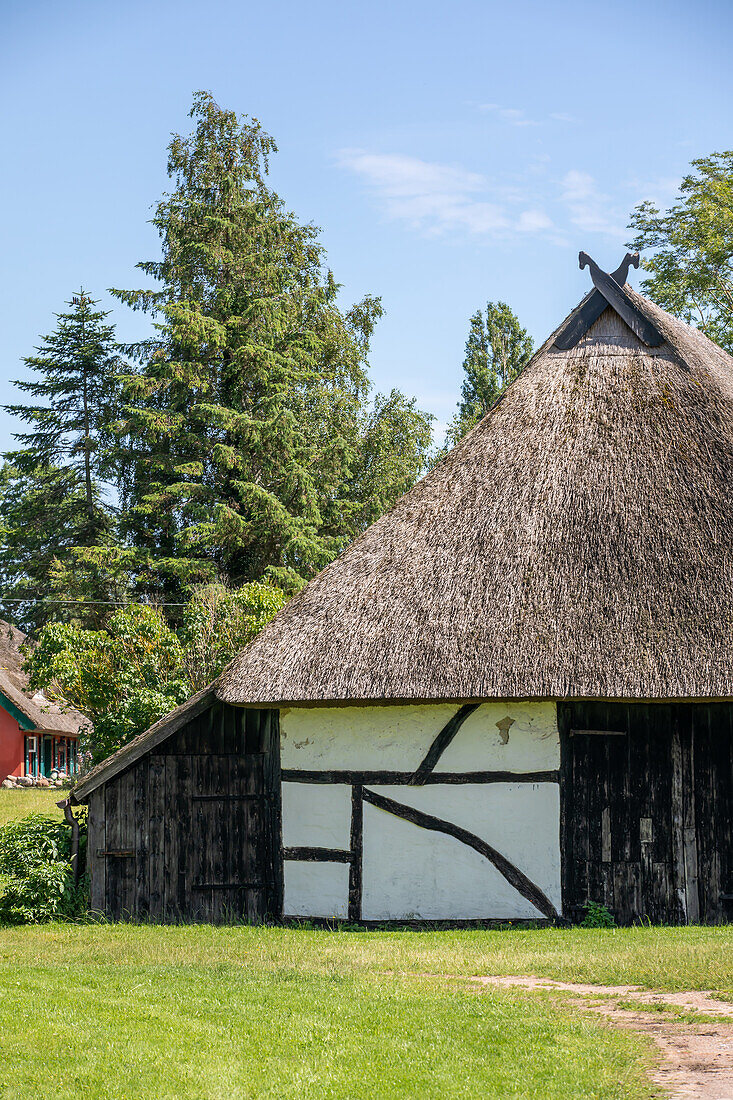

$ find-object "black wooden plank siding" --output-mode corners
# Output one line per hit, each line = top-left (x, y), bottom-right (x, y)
(560, 701), (733, 925)
(86, 703), (282, 923)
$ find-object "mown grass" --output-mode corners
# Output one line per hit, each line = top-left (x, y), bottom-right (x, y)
(0, 925), (660, 1100)
(2, 924), (731, 1099)
(0, 788), (65, 825)
(0, 786), (727, 1097)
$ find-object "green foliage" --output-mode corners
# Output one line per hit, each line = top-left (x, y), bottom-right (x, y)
(24, 606), (189, 762)
(628, 151), (733, 352)
(3, 291), (120, 526)
(24, 582), (289, 761)
(1, 96), (433, 626)
(443, 301), (533, 451)
(110, 91), (432, 602)
(0, 291), (123, 631)
(580, 901), (617, 929)
(0, 813), (87, 924)
(0, 462), (116, 632)
(347, 389), (435, 531)
(180, 581), (288, 691)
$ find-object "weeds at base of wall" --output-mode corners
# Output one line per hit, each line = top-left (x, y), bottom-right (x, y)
(579, 902), (617, 929)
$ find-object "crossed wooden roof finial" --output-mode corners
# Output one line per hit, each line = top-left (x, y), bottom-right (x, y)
(554, 251), (662, 350)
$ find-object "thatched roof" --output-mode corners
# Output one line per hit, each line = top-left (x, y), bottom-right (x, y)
(0, 620), (86, 734)
(217, 287), (733, 705)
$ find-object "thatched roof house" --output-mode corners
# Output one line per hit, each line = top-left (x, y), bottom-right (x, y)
(73, 255), (733, 927)
(0, 619), (84, 782)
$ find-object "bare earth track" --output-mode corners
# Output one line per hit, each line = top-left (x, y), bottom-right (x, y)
(474, 977), (733, 1099)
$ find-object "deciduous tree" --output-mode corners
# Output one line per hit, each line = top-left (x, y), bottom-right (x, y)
(628, 152), (733, 352)
(443, 301), (533, 451)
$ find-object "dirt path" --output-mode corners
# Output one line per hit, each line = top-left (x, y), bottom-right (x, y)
(474, 976), (733, 1099)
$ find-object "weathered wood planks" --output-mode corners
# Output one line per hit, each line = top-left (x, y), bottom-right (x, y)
(560, 701), (733, 925)
(89, 703), (282, 924)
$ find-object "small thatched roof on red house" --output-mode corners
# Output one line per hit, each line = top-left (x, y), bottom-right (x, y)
(216, 272), (733, 706)
(0, 619), (86, 734)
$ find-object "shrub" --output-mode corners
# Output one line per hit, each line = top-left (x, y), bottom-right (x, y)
(579, 901), (617, 929)
(0, 812), (88, 924)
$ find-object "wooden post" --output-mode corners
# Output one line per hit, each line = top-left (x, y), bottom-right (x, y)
(57, 798), (81, 888)
(682, 714), (700, 924)
(348, 785), (363, 922)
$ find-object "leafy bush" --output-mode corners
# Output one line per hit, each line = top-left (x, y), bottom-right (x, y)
(24, 587), (289, 762)
(0, 813), (88, 924)
(580, 901), (617, 929)
(24, 605), (190, 762)
(180, 582), (287, 692)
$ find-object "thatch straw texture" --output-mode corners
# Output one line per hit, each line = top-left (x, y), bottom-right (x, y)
(217, 290), (733, 705)
(0, 619), (85, 733)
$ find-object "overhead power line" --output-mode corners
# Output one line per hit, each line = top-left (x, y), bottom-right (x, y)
(0, 597), (188, 607)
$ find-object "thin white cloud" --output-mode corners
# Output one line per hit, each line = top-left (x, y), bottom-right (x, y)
(479, 103), (539, 127)
(478, 104), (581, 126)
(338, 149), (556, 239)
(517, 209), (554, 232)
(560, 170), (627, 239)
(624, 174), (681, 210)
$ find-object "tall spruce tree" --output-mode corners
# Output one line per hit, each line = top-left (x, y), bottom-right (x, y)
(0, 461), (127, 632)
(4, 292), (121, 535)
(111, 92), (432, 600)
(443, 301), (533, 450)
(0, 293), (122, 630)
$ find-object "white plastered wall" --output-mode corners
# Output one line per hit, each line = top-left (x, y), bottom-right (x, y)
(279, 701), (560, 920)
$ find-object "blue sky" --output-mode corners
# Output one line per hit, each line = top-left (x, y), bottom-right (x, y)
(1, 0), (731, 447)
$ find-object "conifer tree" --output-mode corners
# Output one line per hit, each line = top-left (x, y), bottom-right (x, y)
(112, 92), (432, 600)
(4, 292), (121, 535)
(0, 293), (122, 629)
(0, 463), (115, 631)
(444, 301), (533, 450)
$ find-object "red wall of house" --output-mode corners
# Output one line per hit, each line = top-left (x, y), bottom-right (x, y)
(0, 709), (24, 779)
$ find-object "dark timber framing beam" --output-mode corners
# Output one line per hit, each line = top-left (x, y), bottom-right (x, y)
(361, 787), (559, 920)
(409, 703), (480, 785)
(348, 785), (363, 922)
(282, 769), (559, 785)
(282, 847), (352, 863)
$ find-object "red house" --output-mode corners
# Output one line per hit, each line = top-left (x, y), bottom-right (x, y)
(0, 620), (84, 782)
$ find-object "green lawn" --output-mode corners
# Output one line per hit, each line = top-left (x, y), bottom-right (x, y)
(0, 788), (65, 825)
(1, 924), (731, 1099)
(0, 790), (730, 1097)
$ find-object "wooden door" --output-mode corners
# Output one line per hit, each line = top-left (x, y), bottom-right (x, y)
(560, 702), (733, 925)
